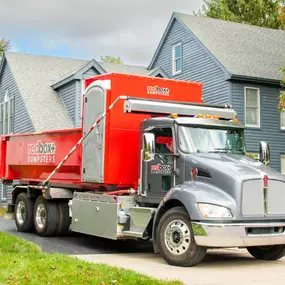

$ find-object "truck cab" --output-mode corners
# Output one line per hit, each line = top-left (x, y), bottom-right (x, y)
(139, 114), (285, 267)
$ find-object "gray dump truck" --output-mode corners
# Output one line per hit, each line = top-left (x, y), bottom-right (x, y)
(4, 74), (285, 267)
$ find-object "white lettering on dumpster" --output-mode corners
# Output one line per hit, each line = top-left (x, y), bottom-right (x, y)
(27, 140), (56, 164)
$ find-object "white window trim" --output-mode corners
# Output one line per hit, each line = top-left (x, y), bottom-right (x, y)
(3, 90), (13, 135)
(244, 87), (260, 128)
(172, 43), (182, 75)
(280, 90), (285, 130)
(281, 154), (285, 175)
(280, 110), (285, 130)
(1, 184), (6, 201)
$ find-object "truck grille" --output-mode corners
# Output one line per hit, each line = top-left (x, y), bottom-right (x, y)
(242, 179), (285, 216)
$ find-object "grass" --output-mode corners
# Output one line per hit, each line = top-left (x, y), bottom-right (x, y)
(0, 207), (7, 216)
(0, 232), (183, 285)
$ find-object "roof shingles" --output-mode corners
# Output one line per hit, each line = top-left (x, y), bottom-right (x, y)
(4, 52), (160, 132)
(6, 52), (87, 131)
(175, 13), (285, 81)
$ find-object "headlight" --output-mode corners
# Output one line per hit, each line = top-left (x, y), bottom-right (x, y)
(198, 203), (232, 218)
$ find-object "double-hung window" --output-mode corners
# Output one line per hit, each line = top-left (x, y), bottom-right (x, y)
(0, 90), (14, 134)
(280, 91), (285, 130)
(281, 155), (285, 175)
(172, 43), (182, 75)
(244, 87), (260, 127)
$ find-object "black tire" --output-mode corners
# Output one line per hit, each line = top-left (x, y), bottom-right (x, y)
(56, 201), (71, 236)
(15, 192), (34, 232)
(247, 245), (285, 260)
(33, 196), (59, 237)
(157, 206), (207, 267)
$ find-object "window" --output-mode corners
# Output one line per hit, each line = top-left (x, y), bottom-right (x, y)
(172, 43), (182, 75)
(1, 90), (14, 134)
(1, 184), (6, 201)
(281, 111), (285, 129)
(281, 155), (285, 175)
(280, 91), (285, 129)
(245, 87), (260, 127)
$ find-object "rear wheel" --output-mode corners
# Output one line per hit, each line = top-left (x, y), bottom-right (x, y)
(34, 196), (59, 237)
(247, 245), (285, 260)
(56, 201), (71, 236)
(15, 192), (34, 232)
(157, 206), (207, 267)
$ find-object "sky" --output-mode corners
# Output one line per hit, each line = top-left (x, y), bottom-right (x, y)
(0, 0), (203, 66)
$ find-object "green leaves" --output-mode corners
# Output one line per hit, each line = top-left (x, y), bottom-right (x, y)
(100, 56), (124, 64)
(0, 37), (11, 58)
(196, 0), (285, 30)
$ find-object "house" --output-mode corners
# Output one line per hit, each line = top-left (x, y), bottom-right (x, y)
(0, 52), (167, 203)
(148, 12), (285, 173)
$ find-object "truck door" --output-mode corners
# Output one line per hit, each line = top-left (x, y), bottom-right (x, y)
(141, 127), (174, 197)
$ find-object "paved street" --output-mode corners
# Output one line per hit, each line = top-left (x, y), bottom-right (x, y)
(2, 217), (285, 285)
(0, 217), (153, 255)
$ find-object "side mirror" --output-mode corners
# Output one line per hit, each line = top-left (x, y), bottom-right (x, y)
(259, 141), (270, 165)
(143, 133), (155, 162)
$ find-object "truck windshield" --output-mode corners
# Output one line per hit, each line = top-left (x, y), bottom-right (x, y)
(177, 125), (245, 155)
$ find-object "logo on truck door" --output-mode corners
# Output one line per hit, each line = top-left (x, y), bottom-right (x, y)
(151, 164), (172, 175)
(147, 85), (170, 96)
(27, 140), (56, 163)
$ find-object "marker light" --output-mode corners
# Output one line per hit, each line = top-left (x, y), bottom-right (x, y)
(191, 168), (198, 180)
(196, 114), (220, 120)
(263, 175), (269, 188)
(170, 113), (178, 119)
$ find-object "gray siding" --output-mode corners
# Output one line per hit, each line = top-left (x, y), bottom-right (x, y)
(57, 80), (77, 125)
(0, 60), (34, 134)
(75, 80), (83, 128)
(231, 81), (285, 171)
(0, 60), (34, 203)
(151, 18), (229, 104)
(82, 67), (99, 79)
(75, 68), (101, 127)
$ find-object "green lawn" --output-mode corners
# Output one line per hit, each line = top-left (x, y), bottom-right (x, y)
(0, 207), (7, 216)
(0, 232), (183, 285)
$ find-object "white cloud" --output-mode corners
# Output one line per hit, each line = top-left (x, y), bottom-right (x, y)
(0, 0), (202, 65)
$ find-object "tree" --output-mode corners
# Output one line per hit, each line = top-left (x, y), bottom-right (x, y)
(0, 38), (11, 59)
(195, 0), (285, 30)
(100, 56), (124, 64)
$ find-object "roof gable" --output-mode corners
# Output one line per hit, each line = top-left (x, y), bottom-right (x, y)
(149, 12), (285, 83)
(2, 52), (169, 132)
(51, 59), (106, 89)
(4, 52), (85, 131)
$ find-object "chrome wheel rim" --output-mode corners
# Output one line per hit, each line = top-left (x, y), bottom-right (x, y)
(16, 201), (26, 225)
(164, 219), (191, 255)
(35, 203), (46, 229)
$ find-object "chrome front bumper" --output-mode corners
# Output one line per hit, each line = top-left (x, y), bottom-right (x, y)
(192, 222), (285, 248)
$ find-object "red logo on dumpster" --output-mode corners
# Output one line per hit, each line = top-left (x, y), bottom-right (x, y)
(147, 85), (170, 96)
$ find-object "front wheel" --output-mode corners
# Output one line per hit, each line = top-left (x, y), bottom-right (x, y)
(157, 206), (207, 267)
(247, 245), (285, 260)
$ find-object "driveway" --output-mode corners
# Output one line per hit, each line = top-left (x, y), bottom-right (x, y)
(74, 249), (285, 285)
(0, 217), (153, 255)
(2, 217), (285, 285)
